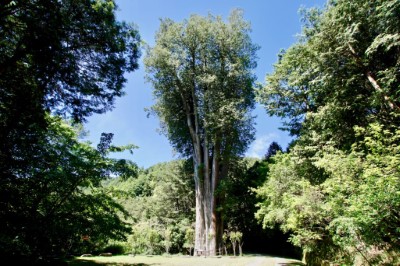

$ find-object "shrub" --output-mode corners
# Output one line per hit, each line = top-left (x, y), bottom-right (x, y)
(102, 243), (128, 255)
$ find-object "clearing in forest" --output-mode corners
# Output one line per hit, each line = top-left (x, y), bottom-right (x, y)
(69, 254), (305, 266)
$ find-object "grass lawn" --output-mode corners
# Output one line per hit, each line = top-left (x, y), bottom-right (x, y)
(67, 254), (305, 266)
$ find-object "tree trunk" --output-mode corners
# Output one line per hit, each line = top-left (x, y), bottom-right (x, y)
(179, 57), (223, 257)
(192, 141), (222, 256)
(193, 149), (205, 255)
(365, 71), (398, 110)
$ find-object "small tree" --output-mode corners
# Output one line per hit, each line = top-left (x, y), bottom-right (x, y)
(163, 227), (173, 254)
(222, 232), (229, 256)
(183, 228), (195, 255)
(147, 228), (162, 255)
(230, 232), (237, 256)
(237, 232), (244, 256)
(229, 231), (243, 256)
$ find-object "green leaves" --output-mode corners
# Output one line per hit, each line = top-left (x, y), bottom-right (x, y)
(258, 0), (400, 146)
(256, 3), (400, 262)
(145, 12), (259, 253)
(0, 1), (141, 259)
(256, 123), (400, 264)
(145, 9), (258, 158)
(107, 160), (195, 255)
(0, 115), (138, 259)
(366, 33), (400, 55)
(0, 0), (141, 121)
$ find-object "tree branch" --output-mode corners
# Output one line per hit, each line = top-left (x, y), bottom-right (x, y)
(348, 43), (399, 111)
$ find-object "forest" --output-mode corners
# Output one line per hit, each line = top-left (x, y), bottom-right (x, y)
(0, 0), (399, 265)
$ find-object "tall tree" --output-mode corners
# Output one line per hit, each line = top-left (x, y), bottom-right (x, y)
(257, 0), (400, 148)
(1, 0), (140, 121)
(264, 141), (282, 160)
(0, 0), (141, 261)
(1, 0), (141, 182)
(145, 10), (258, 255)
(1, 115), (138, 261)
(256, 0), (400, 264)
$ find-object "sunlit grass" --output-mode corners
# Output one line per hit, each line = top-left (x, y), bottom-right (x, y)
(68, 254), (304, 266)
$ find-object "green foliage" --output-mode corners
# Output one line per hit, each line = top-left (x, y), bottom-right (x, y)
(128, 222), (163, 255)
(264, 141), (283, 160)
(0, 0), (141, 261)
(0, 0), (141, 121)
(102, 242), (128, 255)
(218, 158), (264, 232)
(256, 124), (400, 265)
(257, 0), (400, 147)
(145, 9), (258, 160)
(217, 156), (300, 257)
(183, 227), (195, 255)
(319, 124), (400, 264)
(163, 227), (173, 254)
(256, 1), (400, 264)
(126, 220), (193, 256)
(0, 115), (136, 260)
(108, 160), (195, 255)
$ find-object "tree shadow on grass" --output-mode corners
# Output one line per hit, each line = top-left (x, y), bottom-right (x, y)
(68, 259), (154, 266)
(276, 263), (305, 266)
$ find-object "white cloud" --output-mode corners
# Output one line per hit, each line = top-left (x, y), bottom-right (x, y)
(246, 133), (279, 159)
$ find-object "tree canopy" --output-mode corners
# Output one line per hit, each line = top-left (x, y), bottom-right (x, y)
(105, 160), (195, 255)
(1, 0), (140, 121)
(256, 0), (400, 264)
(257, 0), (400, 147)
(0, 0), (141, 262)
(1, 115), (138, 261)
(145, 10), (257, 158)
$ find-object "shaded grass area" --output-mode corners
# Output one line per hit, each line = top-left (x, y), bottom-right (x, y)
(275, 262), (306, 266)
(68, 258), (149, 266)
(67, 255), (305, 266)
(68, 259), (149, 266)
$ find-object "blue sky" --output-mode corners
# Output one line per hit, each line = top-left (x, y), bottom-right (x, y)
(84, 0), (326, 168)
